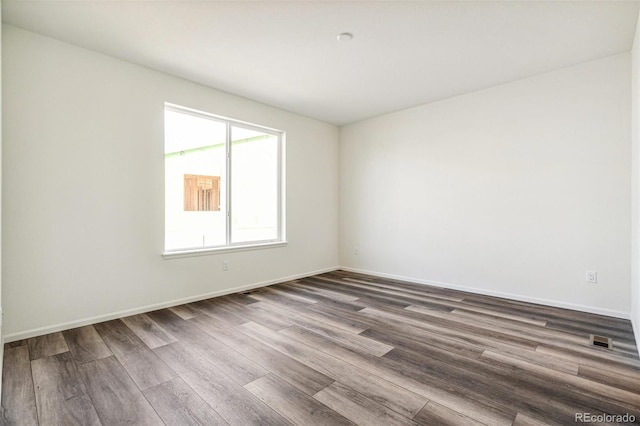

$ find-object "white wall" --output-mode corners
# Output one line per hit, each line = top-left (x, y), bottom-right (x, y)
(631, 11), (640, 351)
(340, 53), (631, 318)
(2, 26), (339, 340)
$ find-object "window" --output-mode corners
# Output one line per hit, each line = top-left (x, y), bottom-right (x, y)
(164, 104), (284, 254)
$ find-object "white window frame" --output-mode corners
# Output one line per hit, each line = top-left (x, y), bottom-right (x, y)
(163, 103), (286, 258)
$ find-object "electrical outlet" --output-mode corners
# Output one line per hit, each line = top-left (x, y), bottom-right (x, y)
(354, 247), (359, 255)
(223, 261), (230, 271)
(586, 271), (597, 283)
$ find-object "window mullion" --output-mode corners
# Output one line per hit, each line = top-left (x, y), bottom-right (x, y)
(277, 135), (283, 241)
(225, 123), (232, 246)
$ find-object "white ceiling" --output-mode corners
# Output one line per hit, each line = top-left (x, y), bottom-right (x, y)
(3, 1), (639, 125)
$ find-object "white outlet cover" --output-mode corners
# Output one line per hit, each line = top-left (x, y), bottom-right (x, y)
(586, 271), (597, 283)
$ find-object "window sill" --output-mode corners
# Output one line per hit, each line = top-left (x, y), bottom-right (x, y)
(162, 241), (288, 259)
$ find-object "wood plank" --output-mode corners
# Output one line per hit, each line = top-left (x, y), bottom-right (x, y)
(457, 296), (560, 324)
(279, 316), (393, 357)
(409, 305), (563, 343)
(313, 381), (417, 426)
(93, 319), (176, 390)
(4, 339), (28, 349)
(385, 305), (539, 350)
(335, 278), (460, 309)
(451, 308), (547, 327)
(280, 323), (514, 426)
(205, 297), (295, 331)
(341, 277), (465, 302)
(219, 292), (259, 305)
(578, 364), (640, 394)
(333, 333), (524, 425)
(143, 377), (228, 426)
(420, 306), (637, 367)
(244, 374), (354, 425)
(320, 273), (466, 304)
(612, 340), (640, 358)
(403, 306), (583, 374)
(360, 326), (485, 362)
(460, 293), (630, 330)
(327, 272), (466, 302)
(359, 307), (537, 354)
(449, 308), (579, 345)
(28, 332), (69, 361)
(385, 346), (607, 426)
(63, 326), (112, 364)
(250, 301), (366, 334)
(289, 280), (361, 302)
(299, 321), (392, 357)
(512, 412), (558, 426)
(302, 277), (417, 309)
(308, 301), (386, 331)
(191, 299), (250, 327)
(238, 321), (428, 419)
(190, 315), (333, 395)
(246, 290), (317, 310)
(147, 309), (267, 385)
(77, 356), (163, 425)
(1, 346), (38, 425)
(265, 287), (319, 305)
(412, 401), (488, 426)
(546, 317), (637, 343)
(413, 296), (548, 326)
(169, 303), (202, 320)
(536, 344), (640, 374)
(121, 313), (178, 349)
(234, 306), (295, 331)
(480, 350), (640, 414)
(154, 342), (288, 425)
(31, 352), (101, 426)
(362, 319), (580, 378)
(274, 284), (365, 312)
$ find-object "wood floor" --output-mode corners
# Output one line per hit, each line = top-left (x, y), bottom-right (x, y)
(2, 270), (639, 425)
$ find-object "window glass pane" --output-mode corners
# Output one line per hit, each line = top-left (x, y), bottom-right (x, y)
(231, 126), (279, 243)
(165, 110), (227, 250)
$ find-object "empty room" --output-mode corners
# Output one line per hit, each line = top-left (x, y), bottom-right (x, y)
(1, 1), (640, 425)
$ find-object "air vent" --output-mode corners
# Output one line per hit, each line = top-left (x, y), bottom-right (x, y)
(590, 334), (612, 350)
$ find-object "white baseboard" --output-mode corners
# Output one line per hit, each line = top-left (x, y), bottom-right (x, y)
(3, 266), (340, 343)
(339, 266), (631, 320)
